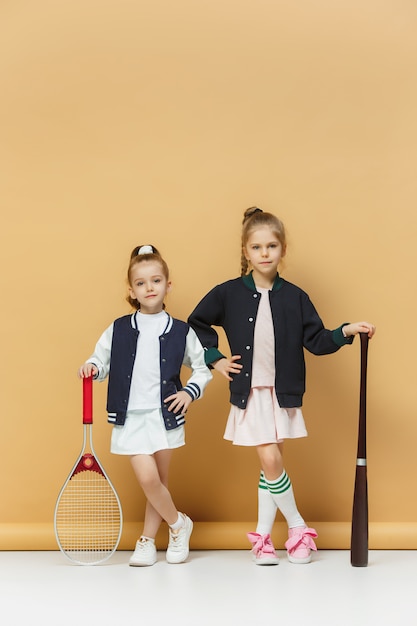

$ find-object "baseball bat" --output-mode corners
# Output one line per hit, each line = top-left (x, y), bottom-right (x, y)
(350, 331), (369, 567)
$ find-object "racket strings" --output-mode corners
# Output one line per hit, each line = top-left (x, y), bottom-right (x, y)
(55, 469), (121, 563)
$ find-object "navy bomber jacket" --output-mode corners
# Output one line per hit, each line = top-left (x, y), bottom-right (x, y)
(87, 313), (212, 429)
(188, 272), (353, 409)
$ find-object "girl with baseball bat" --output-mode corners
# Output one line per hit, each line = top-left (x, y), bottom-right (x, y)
(188, 207), (375, 565)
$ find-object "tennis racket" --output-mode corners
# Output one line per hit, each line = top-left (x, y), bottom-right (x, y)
(54, 375), (122, 565)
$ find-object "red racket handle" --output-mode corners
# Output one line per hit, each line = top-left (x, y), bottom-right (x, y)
(83, 376), (93, 424)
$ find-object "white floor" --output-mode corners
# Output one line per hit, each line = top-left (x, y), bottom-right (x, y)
(0, 549), (415, 625)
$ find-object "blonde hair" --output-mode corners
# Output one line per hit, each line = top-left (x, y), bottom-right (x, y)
(126, 245), (169, 310)
(241, 207), (287, 276)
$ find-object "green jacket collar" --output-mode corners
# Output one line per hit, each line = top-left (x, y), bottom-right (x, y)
(242, 271), (284, 291)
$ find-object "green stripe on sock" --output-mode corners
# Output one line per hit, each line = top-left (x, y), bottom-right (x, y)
(266, 472), (291, 495)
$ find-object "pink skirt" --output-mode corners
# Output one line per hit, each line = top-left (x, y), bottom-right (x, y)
(224, 387), (307, 446)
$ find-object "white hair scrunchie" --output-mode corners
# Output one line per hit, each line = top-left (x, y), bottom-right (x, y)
(138, 245), (154, 255)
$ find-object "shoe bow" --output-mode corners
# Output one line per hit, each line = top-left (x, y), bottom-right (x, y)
(285, 528), (317, 550)
(284, 527), (318, 552)
(247, 532), (276, 555)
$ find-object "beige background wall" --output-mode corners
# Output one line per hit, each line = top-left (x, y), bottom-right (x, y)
(1, 0), (416, 550)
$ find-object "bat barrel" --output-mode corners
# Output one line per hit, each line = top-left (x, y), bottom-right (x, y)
(351, 466), (368, 566)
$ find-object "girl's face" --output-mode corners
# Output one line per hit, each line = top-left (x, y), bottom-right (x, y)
(243, 226), (286, 286)
(128, 260), (171, 314)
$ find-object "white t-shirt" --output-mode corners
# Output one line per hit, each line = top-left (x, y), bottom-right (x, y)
(129, 310), (168, 409)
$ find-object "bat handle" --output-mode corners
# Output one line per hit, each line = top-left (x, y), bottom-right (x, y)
(357, 332), (369, 459)
(360, 331), (369, 368)
(83, 375), (93, 424)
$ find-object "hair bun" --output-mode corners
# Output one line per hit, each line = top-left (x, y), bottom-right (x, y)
(243, 206), (263, 221)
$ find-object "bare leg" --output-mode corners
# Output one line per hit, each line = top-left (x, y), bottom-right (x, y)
(140, 448), (173, 537)
(256, 442), (284, 479)
(130, 450), (178, 535)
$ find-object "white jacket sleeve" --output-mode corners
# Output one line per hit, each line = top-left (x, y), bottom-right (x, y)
(181, 327), (213, 401)
(85, 323), (114, 381)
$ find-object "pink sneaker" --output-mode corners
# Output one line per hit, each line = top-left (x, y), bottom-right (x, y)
(247, 532), (279, 565)
(285, 526), (318, 564)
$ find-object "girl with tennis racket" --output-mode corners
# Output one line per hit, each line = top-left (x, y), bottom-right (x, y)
(78, 245), (212, 566)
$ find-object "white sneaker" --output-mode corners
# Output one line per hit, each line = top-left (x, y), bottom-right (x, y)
(166, 514), (193, 564)
(129, 537), (157, 567)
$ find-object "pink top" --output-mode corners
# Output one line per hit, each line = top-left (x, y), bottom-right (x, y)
(251, 287), (275, 387)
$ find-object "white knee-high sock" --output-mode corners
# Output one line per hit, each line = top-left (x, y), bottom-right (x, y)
(256, 471), (277, 535)
(265, 470), (305, 529)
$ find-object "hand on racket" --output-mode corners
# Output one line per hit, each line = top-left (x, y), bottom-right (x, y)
(78, 362), (98, 378)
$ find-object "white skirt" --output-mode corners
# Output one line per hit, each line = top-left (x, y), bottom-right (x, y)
(224, 386), (307, 446)
(111, 408), (185, 455)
